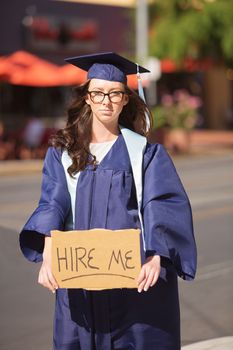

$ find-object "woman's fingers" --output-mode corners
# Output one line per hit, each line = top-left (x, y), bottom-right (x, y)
(137, 255), (161, 293)
(142, 269), (155, 292)
(150, 269), (160, 287)
(47, 269), (59, 290)
(38, 265), (58, 293)
(38, 268), (53, 292)
(137, 267), (146, 293)
(38, 237), (58, 293)
(137, 266), (154, 292)
(137, 266), (146, 285)
(137, 265), (152, 292)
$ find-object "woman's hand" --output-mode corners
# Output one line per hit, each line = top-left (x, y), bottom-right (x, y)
(137, 255), (161, 293)
(38, 236), (59, 293)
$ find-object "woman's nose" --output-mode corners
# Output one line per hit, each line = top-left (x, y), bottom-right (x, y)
(102, 94), (111, 104)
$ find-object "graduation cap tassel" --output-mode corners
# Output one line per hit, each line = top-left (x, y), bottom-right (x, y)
(136, 63), (151, 132)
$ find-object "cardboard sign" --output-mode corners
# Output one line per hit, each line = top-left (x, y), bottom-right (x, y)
(51, 228), (141, 290)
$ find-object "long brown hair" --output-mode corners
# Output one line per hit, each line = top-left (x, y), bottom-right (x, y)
(51, 80), (153, 176)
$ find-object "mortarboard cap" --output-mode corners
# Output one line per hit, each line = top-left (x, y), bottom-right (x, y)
(65, 52), (150, 83)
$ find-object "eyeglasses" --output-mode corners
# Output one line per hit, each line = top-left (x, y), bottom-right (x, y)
(87, 90), (125, 104)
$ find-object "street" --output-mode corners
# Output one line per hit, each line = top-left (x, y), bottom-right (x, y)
(175, 153), (233, 345)
(0, 152), (232, 349)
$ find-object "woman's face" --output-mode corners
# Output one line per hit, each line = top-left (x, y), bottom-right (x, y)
(85, 79), (128, 127)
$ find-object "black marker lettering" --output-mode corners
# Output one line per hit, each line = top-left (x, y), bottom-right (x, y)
(75, 247), (87, 271)
(88, 248), (99, 270)
(125, 250), (135, 269)
(70, 247), (73, 271)
(57, 247), (68, 272)
(108, 250), (126, 270)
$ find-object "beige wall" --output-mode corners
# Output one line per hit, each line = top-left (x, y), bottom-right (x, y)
(204, 67), (233, 129)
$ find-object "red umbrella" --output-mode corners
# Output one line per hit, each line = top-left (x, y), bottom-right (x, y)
(57, 64), (87, 86)
(0, 51), (85, 86)
(0, 50), (144, 89)
(0, 55), (14, 81)
(0, 51), (65, 86)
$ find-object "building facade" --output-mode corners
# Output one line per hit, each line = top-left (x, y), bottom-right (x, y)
(0, 0), (134, 64)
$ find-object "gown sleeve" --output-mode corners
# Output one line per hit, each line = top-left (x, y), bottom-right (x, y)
(142, 143), (197, 280)
(19, 147), (71, 263)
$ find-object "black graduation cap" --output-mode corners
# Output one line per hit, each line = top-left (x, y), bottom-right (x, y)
(65, 52), (150, 83)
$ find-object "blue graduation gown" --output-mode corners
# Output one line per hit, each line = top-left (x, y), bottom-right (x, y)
(20, 133), (197, 350)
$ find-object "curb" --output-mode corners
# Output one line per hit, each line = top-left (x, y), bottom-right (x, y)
(0, 160), (43, 176)
(182, 336), (233, 350)
(0, 147), (232, 177)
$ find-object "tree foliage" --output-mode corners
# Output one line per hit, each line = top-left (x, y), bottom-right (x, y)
(149, 0), (233, 65)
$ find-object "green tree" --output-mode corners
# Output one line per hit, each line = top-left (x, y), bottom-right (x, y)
(149, 0), (233, 65)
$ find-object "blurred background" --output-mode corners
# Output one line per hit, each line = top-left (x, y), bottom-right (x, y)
(0, 0), (233, 159)
(0, 1), (232, 349)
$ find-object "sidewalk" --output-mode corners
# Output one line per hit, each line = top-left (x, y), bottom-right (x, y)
(182, 336), (233, 350)
(190, 130), (233, 155)
(0, 159), (43, 176)
(1, 130), (232, 176)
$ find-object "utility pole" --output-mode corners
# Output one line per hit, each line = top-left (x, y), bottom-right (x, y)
(136, 0), (160, 106)
(136, 0), (148, 63)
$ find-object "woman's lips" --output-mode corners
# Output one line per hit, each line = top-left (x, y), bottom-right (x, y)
(100, 109), (113, 114)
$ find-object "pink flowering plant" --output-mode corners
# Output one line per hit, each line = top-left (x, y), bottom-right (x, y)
(153, 90), (202, 130)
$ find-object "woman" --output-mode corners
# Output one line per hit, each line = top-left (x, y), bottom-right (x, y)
(20, 52), (197, 350)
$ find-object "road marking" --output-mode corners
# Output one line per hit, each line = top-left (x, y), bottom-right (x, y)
(196, 262), (233, 282)
(190, 190), (233, 209)
(0, 200), (37, 209)
(193, 205), (233, 221)
(180, 259), (233, 282)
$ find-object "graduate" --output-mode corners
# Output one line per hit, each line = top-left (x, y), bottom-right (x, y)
(20, 52), (197, 350)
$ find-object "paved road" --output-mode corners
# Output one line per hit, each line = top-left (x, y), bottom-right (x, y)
(0, 152), (232, 349)
(175, 154), (233, 345)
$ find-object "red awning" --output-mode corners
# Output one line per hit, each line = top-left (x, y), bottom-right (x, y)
(0, 50), (140, 88)
(0, 51), (85, 86)
(161, 58), (214, 73)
